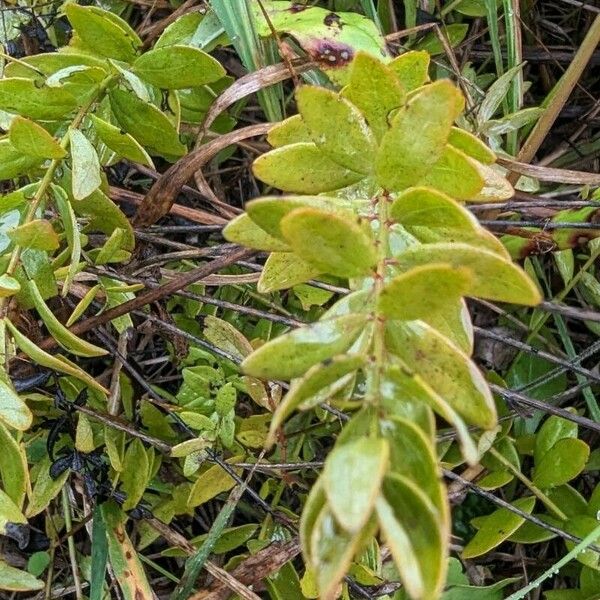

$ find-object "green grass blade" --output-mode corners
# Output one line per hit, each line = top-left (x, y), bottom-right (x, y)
(90, 504), (108, 600)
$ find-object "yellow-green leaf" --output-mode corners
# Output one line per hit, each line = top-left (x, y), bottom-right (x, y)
(386, 320), (497, 429)
(267, 114), (311, 148)
(0, 78), (78, 120)
(323, 437), (389, 533)
(132, 45), (225, 89)
(120, 439), (150, 510)
(296, 85), (376, 174)
(70, 128), (102, 200)
(66, 4), (141, 63)
(389, 51), (430, 91)
(257, 252), (322, 293)
(376, 474), (447, 600)
(395, 242), (541, 305)
(448, 127), (496, 164)
(343, 52), (406, 141)
(281, 208), (377, 278)
(379, 264), (472, 320)
(463, 496), (536, 558)
(8, 219), (59, 252)
(253, 143), (364, 194)
(90, 115), (154, 167)
(26, 457), (70, 518)
(0, 421), (28, 507)
(242, 314), (368, 380)
(223, 213), (289, 252)
(0, 561), (44, 591)
(27, 280), (107, 358)
(419, 145), (484, 199)
(5, 319), (108, 394)
(0, 376), (32, 432)
(187, 458), (243, 508)
(376, 80), (462, 191)
(9, 117), (66, 160)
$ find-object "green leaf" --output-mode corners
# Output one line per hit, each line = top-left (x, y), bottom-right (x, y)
(9, 117), (65, 160)
(564, 516), (600, 569)
(253, 143), (364, 194)
(90, 115), (154, 167)
(257, 252), (322, 293)
(70, 129), (102, 200)
(120, 439), (150, 510)
(414, 24), (468, 55)
(267, 115), (311, 148)
(533, 438), (589, 489)
(0, 78), (78, 120)
(204, 315), (253, 361)
(478, 64), (525, 124)
(462, 496), (536, 558)
(507, 513), (561, 544)
(132, 45), (225, 89)
(343, 52), (406, 141)
(102, 502), (153, 600)
(394, 243), (542, 305)
(296, 86), (376, 174)
(383, 416), (445, 512)
(8, 219), (59, 252)
(448, 127), (496, 164)
(27, 280), (107, 358)
(280, 208), (377, 278)
(0, 139), (42, 181)
(222, 213), (290, 252)
(386, 320), (496, 430)
(267, 354), (365, 446)
(424, 299), (474, 354)
(388, 50), (430, 91)
(419, 145), (484, 199)
(5, 319), (108, 394)
(27, 552), (50, 577)
(187, 458), (243, 508)
(323, 437), (389, 533)
(66, 4), (141, 63)
(0, 420), (28, 507)
(26, 457), (70, 518)
(90, 504), (108, 600)
(109, 89), (187, 159)
(0, 562), (44, 591)
(0, 487), (27, 540)
(534, 415), (577, 465)
(376, 474), (447, 600)
(0, 372), (32, 431)
(242, 313), (367, 380)
(379, 264), (472, 320)
(376, 80), (463, 191)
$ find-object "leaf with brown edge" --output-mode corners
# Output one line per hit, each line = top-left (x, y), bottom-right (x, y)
(280, 208), (377, 278)
(394, 242), (542, 305)
(379, 264), (472, 321)
(102, 502), (153, 600)
(389, 51), (430, 91)
(242, 314), (368, 380)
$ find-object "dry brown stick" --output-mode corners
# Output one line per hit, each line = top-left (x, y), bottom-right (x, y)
(133, 124), (271, 227)
(497, 157), (600, 185)
(34, 247), (254, 354)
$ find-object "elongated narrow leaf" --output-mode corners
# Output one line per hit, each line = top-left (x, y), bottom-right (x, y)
(376, 80), (462, 190)
(323, 437), (389, 533)
(379, 264), (472, 320)
(343, 52), (406, 141)
(27, 280), (107, 357)
(70, 129), (102, 200)
(26, 457), (70, 518)
(463, 496), (536, 558)
(120, 439), (150, 510)
(133, 45), (225, 89)
(90, 504), (109, 600)
(9, 117), (65, 160)
(386, 320), (496, 429)
(267, 354), (365, 446)
(0, 421), (28, 507)
(66, 4), (141, 62)
(395, 243), (541, 305)
(243, 314), (368, 380)
(102, 502), (153, 600)
(90, 115), (154, 167)
(281, 208), (377, 278)
(253, 143), (364, 194)
(376, 474), (447, 600)
(296, 86), (376, 174)
(257, 252), (322, 293)
(0, 374), (32, 432)
(5, 319), (108, 394)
